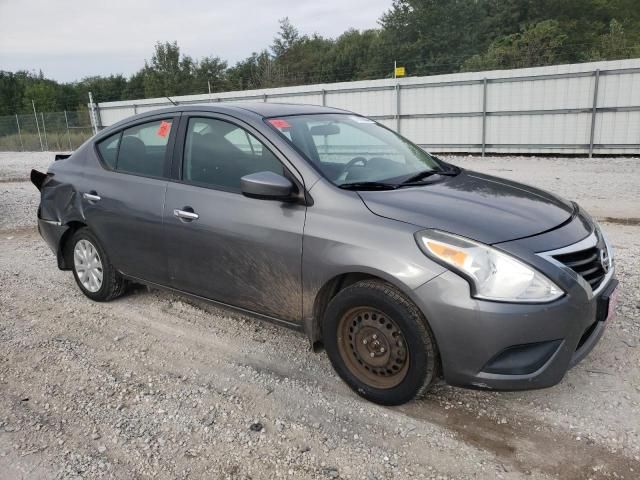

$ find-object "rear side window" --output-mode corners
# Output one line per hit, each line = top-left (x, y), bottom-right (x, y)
(117, 120), (173, 177)
(96, 119), (174, 178)
(96, 133), (120, 169)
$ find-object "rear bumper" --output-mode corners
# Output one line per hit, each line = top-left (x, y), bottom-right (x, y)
(411, 270), (617, 391)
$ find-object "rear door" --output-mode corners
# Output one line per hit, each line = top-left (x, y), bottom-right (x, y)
(84, 114), (179, 284)
(163, 113), (306, 323)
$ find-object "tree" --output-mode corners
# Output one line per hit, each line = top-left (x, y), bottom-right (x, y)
(76, 75), (128, 104)
(589, 19), (640, 60)
(123, 71), (146, 100)
(462, 20), (569, 71)
(272, 18), (301, 57)
(326, 29), (382, 81)
(378, 0), (499, 75)
(22, 78), (61, 112)
(0, 71), (24, 115)
(142, 41), (195, 97)
(194, 56), (229, 93)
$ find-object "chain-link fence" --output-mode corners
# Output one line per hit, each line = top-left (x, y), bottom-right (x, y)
(0, 110), (94, 152)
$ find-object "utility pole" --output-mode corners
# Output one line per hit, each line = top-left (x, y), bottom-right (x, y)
(32, 100), (44, 151)
(208, 80), (212, 102)
(394, 60), (397, 79)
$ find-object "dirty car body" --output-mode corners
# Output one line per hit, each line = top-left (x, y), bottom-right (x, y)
(33, 103), (617, 405)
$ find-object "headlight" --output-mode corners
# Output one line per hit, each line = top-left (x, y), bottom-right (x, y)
(415, 229), (563, 303)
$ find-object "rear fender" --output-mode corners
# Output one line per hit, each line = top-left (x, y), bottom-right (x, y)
(38, 178), (86, 226)
(34, 169), (87, 270)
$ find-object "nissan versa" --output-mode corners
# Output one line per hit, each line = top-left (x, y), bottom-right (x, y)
(32, 103), (618, 405)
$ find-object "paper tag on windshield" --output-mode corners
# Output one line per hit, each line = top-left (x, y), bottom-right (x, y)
(350, 115), (375, 124)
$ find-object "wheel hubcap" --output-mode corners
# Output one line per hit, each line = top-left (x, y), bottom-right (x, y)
(73, 239), (103, 293)
(337, 307), (409, 389)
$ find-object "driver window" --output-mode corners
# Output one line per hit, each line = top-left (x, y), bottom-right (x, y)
(183, 117), (284, 191)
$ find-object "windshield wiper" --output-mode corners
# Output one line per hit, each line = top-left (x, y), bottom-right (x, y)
(338, 181), (399, 190)
(400, 166), (460, 185)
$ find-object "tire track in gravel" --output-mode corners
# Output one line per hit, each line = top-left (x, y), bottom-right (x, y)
(400, 400), (640, 479)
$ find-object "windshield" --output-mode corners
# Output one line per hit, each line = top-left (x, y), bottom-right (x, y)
(265, 114), (443, 186)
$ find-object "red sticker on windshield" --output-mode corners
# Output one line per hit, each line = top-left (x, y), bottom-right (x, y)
(157, 120), (171, 137)
(268, 118), (291, 129)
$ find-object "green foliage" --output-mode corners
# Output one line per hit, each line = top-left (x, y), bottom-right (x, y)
(462, 20), (570, 71)
(1, 0), (639, 114)
(0, 72), (25, 115)
(589, 19), (640, 60)
(142, 41), (194, 97)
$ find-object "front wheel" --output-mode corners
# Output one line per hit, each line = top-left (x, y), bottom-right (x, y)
(323, 280), (439, 405)
(70, 228), (125, 302)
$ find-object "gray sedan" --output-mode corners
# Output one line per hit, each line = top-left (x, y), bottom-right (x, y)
(32, 103), (617, 405)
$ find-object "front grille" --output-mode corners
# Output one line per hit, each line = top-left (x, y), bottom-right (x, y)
(553, 246), (606, 290)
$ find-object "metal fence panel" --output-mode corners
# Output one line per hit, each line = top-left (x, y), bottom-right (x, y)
(596, 111), (640, 145)
(402, 116), (483, 146)
(91, 58), (640, 155)
(401, 83), (484, 115)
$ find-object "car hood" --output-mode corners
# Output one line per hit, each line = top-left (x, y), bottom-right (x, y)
(358, 170), (575, 244)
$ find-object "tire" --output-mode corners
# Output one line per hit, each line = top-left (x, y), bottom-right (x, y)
(323, 279), (439, 405)
(70, 227), (126, 302)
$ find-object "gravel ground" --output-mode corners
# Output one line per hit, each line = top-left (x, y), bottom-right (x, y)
(1, 152), (639, 479)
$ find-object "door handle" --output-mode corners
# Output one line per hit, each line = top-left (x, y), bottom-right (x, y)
(82, 192), (101, 202)
(173, 208), (199, 221)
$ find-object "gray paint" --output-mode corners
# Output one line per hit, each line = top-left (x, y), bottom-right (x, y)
(240, 171), (294, 199)
(35, 102), (616, 392)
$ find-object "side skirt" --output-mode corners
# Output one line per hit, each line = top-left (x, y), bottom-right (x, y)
(120, 274), (305, 333)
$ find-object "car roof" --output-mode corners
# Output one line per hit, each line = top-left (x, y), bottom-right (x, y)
(109, 102), (349, 128)
(224, 102), (347, 117)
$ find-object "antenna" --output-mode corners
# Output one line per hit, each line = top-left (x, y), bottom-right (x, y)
(165, 96), (179, 106)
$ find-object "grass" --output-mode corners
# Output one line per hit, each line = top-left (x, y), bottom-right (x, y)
(0, 131), (94, 152)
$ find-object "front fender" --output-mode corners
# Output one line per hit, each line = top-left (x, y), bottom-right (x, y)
(301, 182), (446, 344)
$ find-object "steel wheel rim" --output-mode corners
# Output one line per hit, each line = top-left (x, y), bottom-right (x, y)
(73, 239), (103, 293)
(337, 307), (409, 389)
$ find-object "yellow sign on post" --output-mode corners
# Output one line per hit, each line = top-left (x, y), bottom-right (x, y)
(394, 66), (406, 77)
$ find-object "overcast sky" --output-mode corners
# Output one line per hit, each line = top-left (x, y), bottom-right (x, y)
(0, 0), (393, 83)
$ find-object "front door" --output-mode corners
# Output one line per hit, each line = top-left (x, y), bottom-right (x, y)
(163, 115), (306, 323)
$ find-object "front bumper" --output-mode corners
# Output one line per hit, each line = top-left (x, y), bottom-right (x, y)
(410, 270), (617, 391)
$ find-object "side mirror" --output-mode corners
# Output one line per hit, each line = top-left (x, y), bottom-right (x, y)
(240, 171), (294, 200)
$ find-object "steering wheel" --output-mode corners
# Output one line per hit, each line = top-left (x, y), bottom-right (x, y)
(343, 156), (368, 172)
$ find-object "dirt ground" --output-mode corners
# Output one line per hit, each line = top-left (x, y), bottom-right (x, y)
(1, 152), (639, 479)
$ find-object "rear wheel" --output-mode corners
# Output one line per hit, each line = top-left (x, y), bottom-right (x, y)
(71, 228), (125, 302)
(323, 280), (439, 405)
